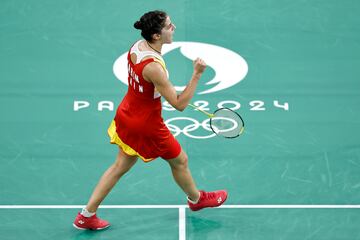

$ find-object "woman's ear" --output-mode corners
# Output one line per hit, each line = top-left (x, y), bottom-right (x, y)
(152, 33), (161, 41)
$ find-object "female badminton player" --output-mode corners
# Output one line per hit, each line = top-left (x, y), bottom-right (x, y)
(73, 10), (227, 230)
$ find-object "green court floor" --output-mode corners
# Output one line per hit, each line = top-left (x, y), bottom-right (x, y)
(1, 0), (360, 239)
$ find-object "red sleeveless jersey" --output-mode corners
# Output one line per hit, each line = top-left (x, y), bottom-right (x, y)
(108, 42), (181, 162)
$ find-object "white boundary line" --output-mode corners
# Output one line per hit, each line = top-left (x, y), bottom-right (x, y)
(179, 207), (186, 240)
(0, 205), (359, 209)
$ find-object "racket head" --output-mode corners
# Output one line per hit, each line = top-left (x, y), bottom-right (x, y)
(209, 107), (245, 138)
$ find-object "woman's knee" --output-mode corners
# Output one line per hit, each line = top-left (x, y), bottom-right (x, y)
(168, 151), (189, 169)
(113, 150), (137, 176)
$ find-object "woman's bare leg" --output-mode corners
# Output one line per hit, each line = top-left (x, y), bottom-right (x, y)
(166, 149), (200, 201)
(85, 148), (138, 212)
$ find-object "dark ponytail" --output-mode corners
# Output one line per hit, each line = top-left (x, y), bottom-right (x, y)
(133, 10), (167, 42)
(133, 21), (142, 30)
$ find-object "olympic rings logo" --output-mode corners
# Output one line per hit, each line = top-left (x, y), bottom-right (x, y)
(165, 117), (239, 139)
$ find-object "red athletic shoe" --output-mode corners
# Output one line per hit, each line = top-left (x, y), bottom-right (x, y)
(188, 190), (228, 211)
(73, 212), (110, 230)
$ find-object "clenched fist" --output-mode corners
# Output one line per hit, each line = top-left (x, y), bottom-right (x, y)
(193, 58), (207, 75)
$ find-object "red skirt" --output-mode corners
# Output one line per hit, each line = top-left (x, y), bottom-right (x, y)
(108, 95), (181, 162)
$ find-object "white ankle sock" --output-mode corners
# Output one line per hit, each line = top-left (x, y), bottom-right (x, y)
(187, 192), (201, 204)
(81, 207), (96, 218)
(187, 196), (199, 204)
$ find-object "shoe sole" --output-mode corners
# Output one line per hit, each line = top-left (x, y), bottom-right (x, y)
(73, 223), (110, 231)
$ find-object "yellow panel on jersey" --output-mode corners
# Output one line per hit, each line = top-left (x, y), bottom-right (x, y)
(153, 58), (167, 72)
(107, 120), (155, 162)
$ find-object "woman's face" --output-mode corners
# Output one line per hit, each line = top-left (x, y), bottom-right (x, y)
(160, 16), (176, 44)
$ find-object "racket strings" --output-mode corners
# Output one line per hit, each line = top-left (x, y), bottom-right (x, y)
(210, 108), (244, 138)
